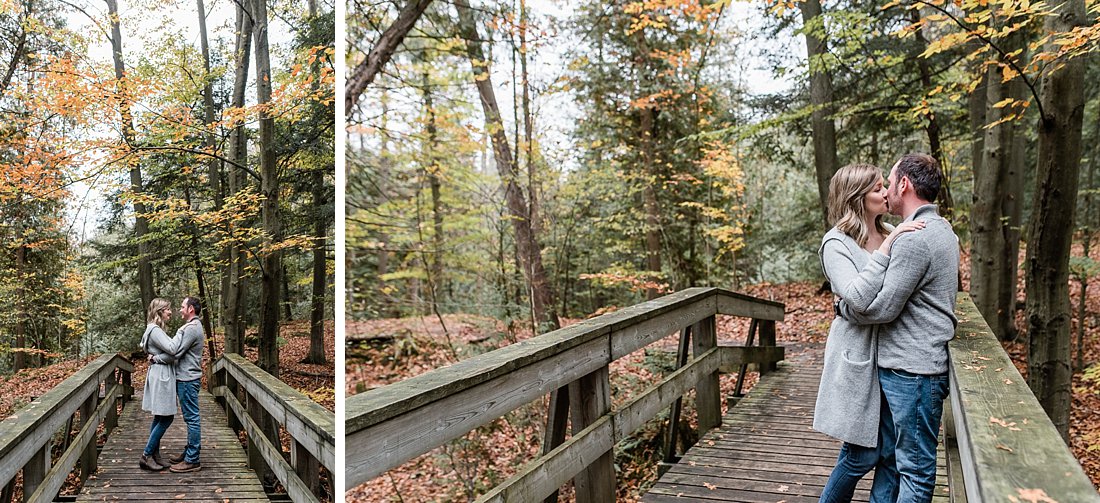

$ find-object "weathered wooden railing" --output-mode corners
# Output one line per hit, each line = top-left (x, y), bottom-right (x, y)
(0, 354), (133, 503)
(210, 353), (335, 503)
(346, 287), (786, 502)
(944, 293), (1099, 502)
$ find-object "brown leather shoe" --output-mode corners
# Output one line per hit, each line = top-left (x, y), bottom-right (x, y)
(152, 452), (168, 469)
(139, 454), (163, 471)
(169, 461), (201, 473)
(169, 453), (185, 464)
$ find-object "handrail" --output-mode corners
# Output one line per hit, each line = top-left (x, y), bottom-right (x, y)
(346, 287), (786, 500)
(211, 353), (335, 503)
(0, 354), (133, 503)
(946, 293), (1099, 502)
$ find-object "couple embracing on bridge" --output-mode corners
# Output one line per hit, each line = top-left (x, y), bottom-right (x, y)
(813, 153), (961, 503)
(137, 296), (206, 473)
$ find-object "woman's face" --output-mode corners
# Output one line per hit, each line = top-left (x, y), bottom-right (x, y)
(159, 305), (172, 322)
(863, 174), (888, 217)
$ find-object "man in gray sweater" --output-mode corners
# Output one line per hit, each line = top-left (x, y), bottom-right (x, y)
(837, 153), (959, 502)
(153, 296), (206, 473)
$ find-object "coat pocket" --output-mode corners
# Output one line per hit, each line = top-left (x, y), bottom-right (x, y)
(841, 349), (873, 366)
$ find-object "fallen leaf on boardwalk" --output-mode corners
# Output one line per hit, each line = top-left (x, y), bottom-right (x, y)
(1014, 487), (1058, 503)
(215, 488), (223, 493)
(996, 444), (1015, 453)
(103, 483), (110, 488)
(996, 367), (1004, 372)
(705, 440), (714, 446)
(174, 495), (186, 499)
(977, 356), (991, 361)
(990, 416), (1022, 431)
(1005, 379), (1014, 385)
(704, 482), (717, 490)
(778, 485), (789, 492)
(689, 461), (697, 466)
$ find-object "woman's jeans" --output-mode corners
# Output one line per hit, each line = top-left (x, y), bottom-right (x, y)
(143, 414), (174, 457)
(819, 441), (878, 503)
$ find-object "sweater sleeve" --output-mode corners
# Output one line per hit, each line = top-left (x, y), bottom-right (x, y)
(821, 239), (890, 310)
(153, 324), (196, 364)
(839, 232), (931, 325)
(149, 327), (179, 364)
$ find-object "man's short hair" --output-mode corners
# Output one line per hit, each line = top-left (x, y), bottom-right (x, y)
(184, 296), (202, 316)
(895, 153), (942, 203)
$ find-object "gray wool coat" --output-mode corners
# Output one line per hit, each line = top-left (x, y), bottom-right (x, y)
(141, 324), (178, 416)
(812, 227), (891, 448)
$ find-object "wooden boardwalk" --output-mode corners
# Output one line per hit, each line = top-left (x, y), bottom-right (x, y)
(643, 347), (951, 503)
(77, 390), (269, 502)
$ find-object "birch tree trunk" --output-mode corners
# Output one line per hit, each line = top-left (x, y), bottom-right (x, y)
(1027, 0), (1086, 441)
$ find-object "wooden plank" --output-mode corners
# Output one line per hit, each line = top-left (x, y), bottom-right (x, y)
(948, 294), (1099, 502)
(609, 295), (714, 360)
(713, 288), (785, 321)
(346, 336), (610, 487)
(615, 348), (722, 439)
(214, 355), (335, 472)
(716, 346), (785, 372)
(77, 391), (267, 503)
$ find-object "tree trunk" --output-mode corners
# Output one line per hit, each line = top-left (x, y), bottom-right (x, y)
(798, 0), (840, 230)
(346, 0), (433, 114)
(196, 0), (222, 332)
(306, 0), (327, 365)
(632, 29), (662, 300)
(1026, 0), (1086, 442)
(107, 0), (154, 310)
(14, 243), (26, 371)
(910, 8), (952, 217)
(423, 67), (445, 296)
(281, 260), (293, 321)
(973, 30), (1026, 342)
(253, 0), (281, 376)
(454, 0), (560, 332)
(222, 1), (253, 356)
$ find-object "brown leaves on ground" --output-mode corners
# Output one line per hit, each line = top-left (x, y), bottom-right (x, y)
(0, 355), (100, 418)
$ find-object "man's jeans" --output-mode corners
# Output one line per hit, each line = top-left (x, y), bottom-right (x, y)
(870, 367), (949, 503)
(177, 379), (201, 463)
(143, 414), (173, 457)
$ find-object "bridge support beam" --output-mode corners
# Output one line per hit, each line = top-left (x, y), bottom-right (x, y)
(569, 366), (615, 503)
(692, 315), (721, 431)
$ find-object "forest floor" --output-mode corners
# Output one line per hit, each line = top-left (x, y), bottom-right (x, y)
(0, 319), (336, 500)
(346, 245), (1100, 502)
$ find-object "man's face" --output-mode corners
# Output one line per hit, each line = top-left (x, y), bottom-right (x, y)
(886, 164), (903, 216)
(179, 300), (192, 319)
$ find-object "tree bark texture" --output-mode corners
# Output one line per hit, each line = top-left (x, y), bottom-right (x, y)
(253, 0), (281, 376)
(222, 1), (253, 355)
(799, 0), (840, 230)
(454, 0), (560, 332)
(1026, 0), (1086, 442)
(307, 0), (327, 365)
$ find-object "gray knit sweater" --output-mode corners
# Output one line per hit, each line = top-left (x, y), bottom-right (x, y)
(838, 205), (960, 375)
(154, 317), (205, 382)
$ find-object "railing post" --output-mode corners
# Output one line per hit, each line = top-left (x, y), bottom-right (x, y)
(79, 391), (98, 481)
(758, 319), (777, 374)
(568, 365), (615, 503)
(105, 370), (120, 434)
(22, 442), (49, 503)
(692, 315), (721, 430)
(290, 437), (320, 494)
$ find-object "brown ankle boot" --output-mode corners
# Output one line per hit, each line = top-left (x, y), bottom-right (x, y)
(152, 452), (168, 471)
(139, 454), (163, 471)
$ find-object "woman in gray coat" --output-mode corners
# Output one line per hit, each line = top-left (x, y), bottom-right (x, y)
(139, 297), (178, 471)
(815, 164), (925, 502)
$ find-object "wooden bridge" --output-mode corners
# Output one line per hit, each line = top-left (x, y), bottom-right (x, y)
(347, 288), (1100, 502)
(0, 353), (335, 503)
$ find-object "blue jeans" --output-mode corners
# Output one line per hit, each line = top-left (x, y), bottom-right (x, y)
(143, 414), (173, 457)
(870, 367), (949, 503)
(819, 441), (878, 503)
(177, 379), (201, 463)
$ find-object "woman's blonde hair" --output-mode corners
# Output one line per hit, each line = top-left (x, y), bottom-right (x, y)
(146, 298), (170, 329)
(827, 163), (889, 248)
